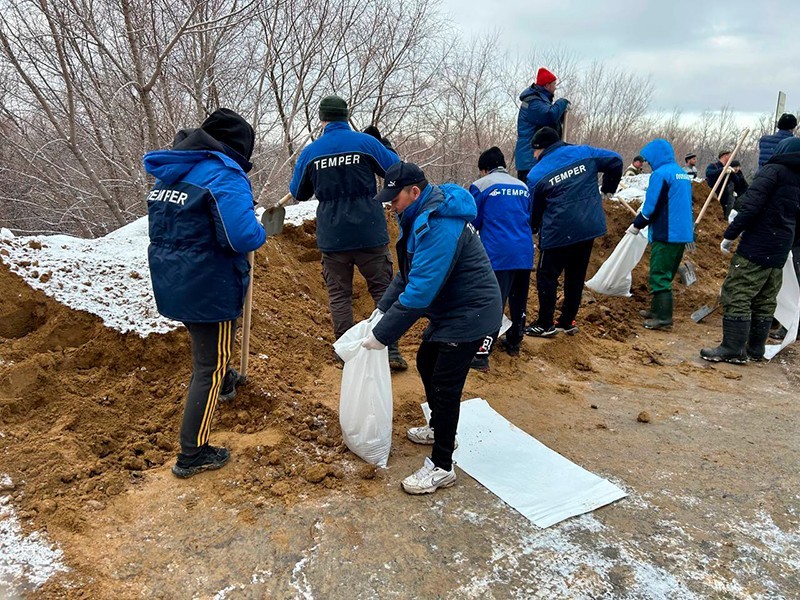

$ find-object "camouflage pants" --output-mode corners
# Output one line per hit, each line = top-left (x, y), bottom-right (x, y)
(720, 253), (783, 318)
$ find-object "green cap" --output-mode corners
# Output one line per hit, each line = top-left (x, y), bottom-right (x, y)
(319, 95), (349, 122)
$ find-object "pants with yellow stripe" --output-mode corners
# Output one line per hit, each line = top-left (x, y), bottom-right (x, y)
(180, 320), (235, 459)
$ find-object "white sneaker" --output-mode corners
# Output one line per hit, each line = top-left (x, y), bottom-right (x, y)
(401, 457), (456, 495)
(407, 425), (435, 445)
(407, 426), (459, 449)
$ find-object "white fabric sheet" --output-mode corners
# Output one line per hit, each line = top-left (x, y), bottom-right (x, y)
(423, 398), (627, 528)
(765, 251), (800, 360)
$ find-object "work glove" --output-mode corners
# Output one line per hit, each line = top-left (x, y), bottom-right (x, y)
(720, 238), (735, 255)
(361, 333), (386, 351)
(723, 166), (736, 175)
(727, 209), (738, 224)
(626, 224), (640, 236)
(602, 192), (614, 201)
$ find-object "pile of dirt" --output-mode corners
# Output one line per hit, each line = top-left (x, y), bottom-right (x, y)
(0, 186), (732, 540)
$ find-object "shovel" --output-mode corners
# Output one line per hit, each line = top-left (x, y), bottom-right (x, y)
(677, 260), (697, 287)
(261, 192), (294, 236)
(691, 302), (720, 323)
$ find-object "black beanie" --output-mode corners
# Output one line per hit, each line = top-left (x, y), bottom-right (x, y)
(200, 108), (255, 161)
(532, 127), (560, 150)
(478, 146), (506, 171)
(778, 113), (798, 131)
(319, 96), (349, 122)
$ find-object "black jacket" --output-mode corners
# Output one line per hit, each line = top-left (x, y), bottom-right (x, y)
(725, 150), (800, 268)
(706, 161), (748, 212)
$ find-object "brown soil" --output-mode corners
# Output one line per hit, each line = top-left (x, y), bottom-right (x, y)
(2, 183), (796, 598)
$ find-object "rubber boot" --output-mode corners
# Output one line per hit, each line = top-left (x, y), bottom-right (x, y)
(700, 316), (750, 364)
(639, 309), (654, 319)
(388, 342), (408, 372)
(746, 316), (772, 362)
(644, 292), (673, 330)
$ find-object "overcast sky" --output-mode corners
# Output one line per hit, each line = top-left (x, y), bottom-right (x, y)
(440, 0), (799, 123)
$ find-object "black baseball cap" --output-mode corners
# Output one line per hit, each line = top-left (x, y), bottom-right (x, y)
(375, 161), (426, 203)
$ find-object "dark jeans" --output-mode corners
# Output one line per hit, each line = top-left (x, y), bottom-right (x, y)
(180, 320), (235, 458)
(535, 239), (594, 328)
(321, 245), (393, 339)
(476, 269), (531, 355)
(417, 338), (482, 471)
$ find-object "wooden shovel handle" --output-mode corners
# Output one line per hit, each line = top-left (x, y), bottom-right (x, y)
(240, 251), (254, 378)
(695, 128), (749, 226)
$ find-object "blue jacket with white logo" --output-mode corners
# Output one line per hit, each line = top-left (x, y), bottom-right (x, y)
(373, 184), (502, 345)
(289, 122), (399, 252)
(527, 142), (623, 250)
(633, 139), (694, 243)
(759, 129), (794, 168)
(514, 85), (569, 172)
(469, 167), (534, 271)
(144, 132), (266, 323)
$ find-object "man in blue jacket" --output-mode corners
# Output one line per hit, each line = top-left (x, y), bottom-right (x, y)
(289, 95), (407, 370)
(514, 68), (570, 183)
(627, 139), (694, 329)
(145, 108), (266, 478)
(524, 127), (623, 337)
(468, 147), (533, 372)
(361, 162), (501, 495)
(759, 113), (796, 168)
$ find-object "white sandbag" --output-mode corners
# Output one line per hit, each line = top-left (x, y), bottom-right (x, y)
(765, 251), (800, 360)
(332, 311), (393, 467)
(585, 228), (649, 297)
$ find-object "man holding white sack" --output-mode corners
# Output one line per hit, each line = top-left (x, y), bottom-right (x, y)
(626, 138), (694, 330)
(361, 161), (502, 495)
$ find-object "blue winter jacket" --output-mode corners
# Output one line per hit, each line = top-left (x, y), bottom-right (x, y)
(144, 140), (266, 323)
(527, 142), (623, 250)
(633, 139), (694, 244)
(514, 85), (569, 172)
(373, 184), (502, 345)
(289, 122), (399, 252)
(469, 167), (534, 271)
(759, 129), (795, 168)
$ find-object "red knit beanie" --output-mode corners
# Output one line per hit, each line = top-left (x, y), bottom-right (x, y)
(535, 67), (557, 86)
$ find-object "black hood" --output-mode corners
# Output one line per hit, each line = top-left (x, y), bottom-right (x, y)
(173, 108), (255, 173)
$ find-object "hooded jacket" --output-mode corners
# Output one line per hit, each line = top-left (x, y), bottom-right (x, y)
(373, 183), (502, 345)
(633, 139), (694, 243)
(469, 167), (534, 271)
(144, 112), (265, 323)
(725, 137), (800, 268)
(758, 129), (795, 169)
(514, 85), (569, 172)
(289, 121), (399, 253)
(527, 142), (623, 250)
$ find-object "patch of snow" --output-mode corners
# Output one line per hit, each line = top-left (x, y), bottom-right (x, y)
(0, 491), (68, 595)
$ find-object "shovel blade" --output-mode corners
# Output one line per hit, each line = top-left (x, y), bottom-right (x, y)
(691, 304), (718, 323)
(677, 261), (697, 287)
(261, 206), (286, 236)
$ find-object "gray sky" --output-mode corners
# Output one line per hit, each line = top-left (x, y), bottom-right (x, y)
(440, 0), (799, 121)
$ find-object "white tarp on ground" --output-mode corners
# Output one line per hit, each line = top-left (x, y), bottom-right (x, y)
(585, 229), (649, 297)
(765, 251), (800, 360)
(423, 398), (627, 528)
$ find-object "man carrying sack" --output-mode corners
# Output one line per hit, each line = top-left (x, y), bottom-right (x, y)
(361, 162), (501, 495)
(145, 108), (266, 478)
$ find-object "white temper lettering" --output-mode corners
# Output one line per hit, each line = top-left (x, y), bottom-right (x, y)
(548, 164), (587, 186)
(314, 154), (361, 170)
(147, 188), (188, 206)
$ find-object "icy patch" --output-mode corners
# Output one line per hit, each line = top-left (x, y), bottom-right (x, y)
(0, 491), (68, 595)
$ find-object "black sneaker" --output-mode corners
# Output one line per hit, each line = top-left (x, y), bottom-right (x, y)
(219, 368), (246, 402)
(524, 324), (558, 338)
(498, 337), (520, 357)
(388, 343), (409, 372)
(555, 321), (579, 336)
(470, 355), (490, 372)
(172, 445), (230, 479)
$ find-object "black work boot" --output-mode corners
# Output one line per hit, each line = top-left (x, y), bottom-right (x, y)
(219, 367), (246, 402)
(172, 445), (230, 478)
(644, 291), (673, 330)
(746, 316), (772, 362)
(700, 316), (750, 364)
(470, 354), (490, 372)
(388, 343), (408, 372)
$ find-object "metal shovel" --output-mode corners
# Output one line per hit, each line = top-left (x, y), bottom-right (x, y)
(677, 260), (697, 287)
(261, 192), (293, 236)
(691, 303), (720, 323)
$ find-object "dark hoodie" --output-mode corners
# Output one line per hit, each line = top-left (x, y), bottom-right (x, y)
(173, 108), (255, 173)
(725, 137), (800, 268)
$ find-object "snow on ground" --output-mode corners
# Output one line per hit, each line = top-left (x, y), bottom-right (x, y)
(0, 203), (319, 338)
(1, 479), (68, 596)
(613, 173), (650, 205)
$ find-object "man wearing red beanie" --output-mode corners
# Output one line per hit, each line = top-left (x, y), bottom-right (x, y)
(514, 67), (570, 183)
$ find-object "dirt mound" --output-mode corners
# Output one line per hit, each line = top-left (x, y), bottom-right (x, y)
(0, 190), (732, 540)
